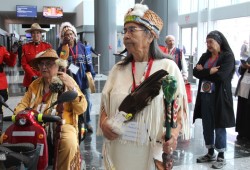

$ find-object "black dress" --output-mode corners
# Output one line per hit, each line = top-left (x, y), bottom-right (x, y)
(235, 67), (250, 139)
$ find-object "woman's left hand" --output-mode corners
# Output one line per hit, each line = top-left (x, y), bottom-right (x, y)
(162, 134), (178, 154)
(57, 71), (75, 90)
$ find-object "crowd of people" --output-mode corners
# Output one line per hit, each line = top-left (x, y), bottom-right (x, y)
(0, 21), (100, 169)
(0, 2), (249, 170)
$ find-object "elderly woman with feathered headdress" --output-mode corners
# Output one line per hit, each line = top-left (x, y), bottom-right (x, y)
(97, 2), (189, 170)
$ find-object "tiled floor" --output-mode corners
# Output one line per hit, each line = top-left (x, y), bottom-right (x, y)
(3, 72), (250, 170)
(79, 94), (250, 170)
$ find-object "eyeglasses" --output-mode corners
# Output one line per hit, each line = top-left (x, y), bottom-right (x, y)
(38, 61), (55, 68)
(121, 26), (146, 34)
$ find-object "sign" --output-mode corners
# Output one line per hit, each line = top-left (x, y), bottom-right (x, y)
(16, 5), (37, 18)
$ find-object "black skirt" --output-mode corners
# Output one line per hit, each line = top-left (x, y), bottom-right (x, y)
(235, 96), (250, 139)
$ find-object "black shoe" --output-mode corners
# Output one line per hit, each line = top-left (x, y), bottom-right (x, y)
(237, 134), (247, 141)
(237, 134), (243, 140)
(86, 124), (93, 133)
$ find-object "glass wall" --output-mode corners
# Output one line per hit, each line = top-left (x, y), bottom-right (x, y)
(179, 0), (250, 14)
(215, 0), (250, 8)
(214, 17), (250, 61)
(179, 0), (199, 14)
(181, 27), (198, 56)
(214, 0), (232, 7)
(116, 0), (135, 25)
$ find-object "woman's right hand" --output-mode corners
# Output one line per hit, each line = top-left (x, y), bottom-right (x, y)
(101, 118), (119, 140)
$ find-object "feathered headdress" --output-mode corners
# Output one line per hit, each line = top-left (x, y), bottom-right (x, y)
(124, 3), (163, 38)
(59, 22), (77, 44)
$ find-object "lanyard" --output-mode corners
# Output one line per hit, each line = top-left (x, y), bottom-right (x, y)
(208, 55), (219, 68)
(131, 57), (154, 92)
(42, 90), (51, 103)
(69, 45), (78, 63)
(39, 90), (51, 112)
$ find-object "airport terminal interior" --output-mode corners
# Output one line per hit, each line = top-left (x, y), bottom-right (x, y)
(1, 0), (250, 169)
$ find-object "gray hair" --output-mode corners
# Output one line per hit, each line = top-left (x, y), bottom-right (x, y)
(119, 33), (172, 66)
(165, 35), (175, 42)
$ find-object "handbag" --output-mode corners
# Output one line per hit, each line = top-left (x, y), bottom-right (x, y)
(86, 72), (96, 93)
(185, 83), (192, 103)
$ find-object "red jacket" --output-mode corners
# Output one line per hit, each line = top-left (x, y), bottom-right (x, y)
(159, 45), (168, 54)
(0, 46), (17, 90)
(21, 41), (52, 87)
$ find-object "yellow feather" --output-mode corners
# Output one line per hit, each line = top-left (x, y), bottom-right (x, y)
(60, 44), (69, 60)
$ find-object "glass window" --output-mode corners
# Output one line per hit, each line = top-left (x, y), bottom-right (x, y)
(214, 17), (250, 60)
(181, 27), (198, 56)
(190, 0), (198, 12)
(192, 27), (198, 55)
(181, 28), (192, 55)
(233, 0), (250, 4)
(117, 0), (135, 25)
(179, 0), (200, 14)
(214, 0), (232, 8)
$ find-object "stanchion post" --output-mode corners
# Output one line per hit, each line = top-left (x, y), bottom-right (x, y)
(97, 55), (100, 75)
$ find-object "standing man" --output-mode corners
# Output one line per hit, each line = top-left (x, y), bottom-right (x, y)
(83, 40), (101, 74)
(0, 44), (18, 133)
(57, 22), (95, 134)
(21, 23), (52, 90)
(165, 35), (188, 81)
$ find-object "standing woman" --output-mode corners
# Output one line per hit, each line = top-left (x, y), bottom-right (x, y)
(193, 30), (235, 169)
(235, 57), (250, 141)
(97, 3), (189, 170)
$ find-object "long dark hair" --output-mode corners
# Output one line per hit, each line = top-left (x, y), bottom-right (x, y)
(119, 25), (171, 66)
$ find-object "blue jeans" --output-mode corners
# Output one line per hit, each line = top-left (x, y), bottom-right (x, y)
(201, 93), (227, 152)
(82, 88), (92, 123)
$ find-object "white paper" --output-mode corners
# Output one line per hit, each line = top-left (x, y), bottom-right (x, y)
(121, 121), (147, 143)
(68, 63), (79, 75)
